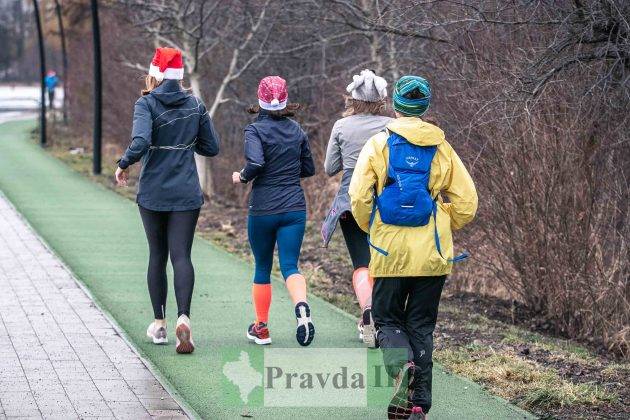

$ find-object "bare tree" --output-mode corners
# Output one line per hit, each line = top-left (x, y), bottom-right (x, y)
(53, 0), (69, 123)
(118, 0), (277, 195)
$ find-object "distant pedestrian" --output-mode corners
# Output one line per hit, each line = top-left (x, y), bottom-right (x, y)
(115, 47), (220, 354)
(349, 75), (478, 419)
(232, 76), (316, 347)
(44, 70), (58, 108)
(321, 69), (392, 348)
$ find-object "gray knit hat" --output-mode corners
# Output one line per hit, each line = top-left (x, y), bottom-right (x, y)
(346, 69), (388, 102)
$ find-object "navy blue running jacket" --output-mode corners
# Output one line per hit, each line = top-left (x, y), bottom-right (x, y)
(239, 110), (315, 215)
(118, 80), (220, 211)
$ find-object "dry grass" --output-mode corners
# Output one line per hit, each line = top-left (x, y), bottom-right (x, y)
(435, 300), (628, 416)
(600, 363), (630, 381)
(500, 327), (596, 362)
(436, 348), (616, 411)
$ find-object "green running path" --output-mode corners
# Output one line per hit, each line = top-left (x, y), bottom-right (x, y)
(0, 120), (532, 419)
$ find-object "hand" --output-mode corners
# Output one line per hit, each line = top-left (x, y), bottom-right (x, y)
(232, 171), (243, 184)
(115, 167), (129, 187)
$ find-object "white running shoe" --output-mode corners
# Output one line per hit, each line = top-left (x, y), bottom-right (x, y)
(146, 322), (168, 345)
(295, 302), (315, 347)
(175, 315), (195, 354)
(361, 307), (377, 348)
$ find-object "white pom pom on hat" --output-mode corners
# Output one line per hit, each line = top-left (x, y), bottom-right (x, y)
(258, 76), (288, 111)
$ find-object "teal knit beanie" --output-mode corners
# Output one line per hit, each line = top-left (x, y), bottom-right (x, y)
(392, 75), (431, 116)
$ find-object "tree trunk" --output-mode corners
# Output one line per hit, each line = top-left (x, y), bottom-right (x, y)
(388, 34), (399, 80)
(361, 0), (383, 73)
(370, 34), (383, 73)
(194, 46), (240, 198)
(15, 0), (24, 61)
(189, 71), (211, 197)
(54, 0), (68, 124)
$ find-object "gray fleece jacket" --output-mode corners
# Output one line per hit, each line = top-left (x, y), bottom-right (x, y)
(324, 114), (393, 176)
(321, 113), (392, 246)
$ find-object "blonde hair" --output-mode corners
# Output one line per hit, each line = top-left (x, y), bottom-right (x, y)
(342, 97), (389, 117)
(142, 75), (191, 96)
(142, 75), (162, 95)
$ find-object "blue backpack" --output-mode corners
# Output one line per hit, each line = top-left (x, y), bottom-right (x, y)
(368, 131), (468, 262)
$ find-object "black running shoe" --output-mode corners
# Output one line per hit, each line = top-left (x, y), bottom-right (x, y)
(387, 362), (415, 419)
(294, 302), (315, 347)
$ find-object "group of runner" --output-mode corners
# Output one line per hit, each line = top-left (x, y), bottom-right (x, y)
(115, 47), (478, 419)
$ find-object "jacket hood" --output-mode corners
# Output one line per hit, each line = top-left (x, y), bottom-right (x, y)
(386, 117), (444, 146)
(150, 79), (191, 106)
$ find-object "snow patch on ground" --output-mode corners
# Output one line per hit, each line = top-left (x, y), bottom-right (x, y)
(0, 84), (64, 110)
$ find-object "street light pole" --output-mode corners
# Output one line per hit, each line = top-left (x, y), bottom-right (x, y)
(91, 0), (102, 175)
(32, 0), (46, 146)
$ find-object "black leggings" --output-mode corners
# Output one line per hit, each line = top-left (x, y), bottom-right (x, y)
(339, 211), (370, 269)
(139, 206), (200, 319)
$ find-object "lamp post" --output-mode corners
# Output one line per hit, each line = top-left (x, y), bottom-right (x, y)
(91, 0), (102, 174)
(32, 0), (46, 146)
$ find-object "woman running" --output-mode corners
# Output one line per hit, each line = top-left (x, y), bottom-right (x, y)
(321, 69), (392, 347)
(115, 47), (220, 354)
(232, 76), (316, 346)
(350, 75), (477, 419)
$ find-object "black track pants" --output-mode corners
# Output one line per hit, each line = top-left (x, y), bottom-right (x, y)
(138, 206), (200, 319)
(372, 275), (446, 413)
(339, 212), (370, 270)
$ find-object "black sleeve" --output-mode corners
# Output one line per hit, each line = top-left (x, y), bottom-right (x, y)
(240, 125), (265, 182)
(195, 99), (220, 157)
(300, 130), (316, 178)
(118, 97), (152, 169)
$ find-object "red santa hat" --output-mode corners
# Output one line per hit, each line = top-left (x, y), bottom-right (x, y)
(257, 76), (288, 111)
(148, 47), (184, 82)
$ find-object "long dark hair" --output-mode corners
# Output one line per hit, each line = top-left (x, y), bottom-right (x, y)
(246, 103), (301, 117)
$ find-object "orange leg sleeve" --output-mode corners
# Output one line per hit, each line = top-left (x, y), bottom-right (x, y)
(252, 284), (272, 323)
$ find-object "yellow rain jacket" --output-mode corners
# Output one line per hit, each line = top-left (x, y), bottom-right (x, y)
(349, 117), (478, 277)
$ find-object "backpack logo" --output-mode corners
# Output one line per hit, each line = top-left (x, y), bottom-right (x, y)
(405, 156), (419, 167)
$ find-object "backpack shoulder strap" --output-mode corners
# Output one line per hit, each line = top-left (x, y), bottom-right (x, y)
(367, 129), (394, 256)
